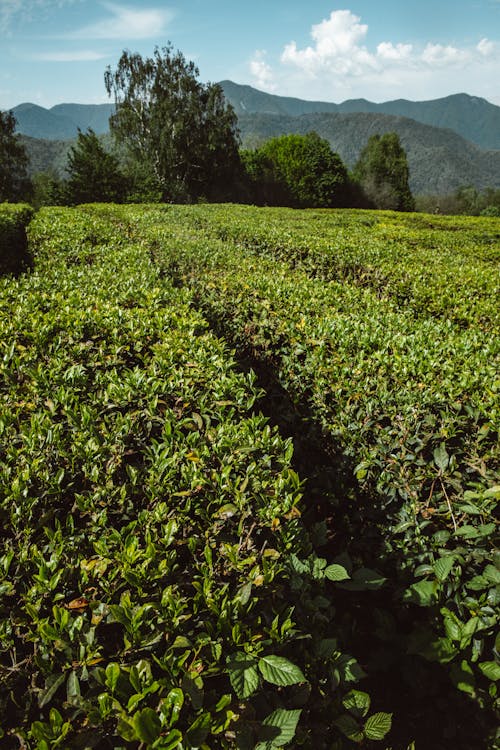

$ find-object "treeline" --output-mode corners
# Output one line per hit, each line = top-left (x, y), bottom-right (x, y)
(416, 186), (500, 217)
(2, 45), (414, 212)
(1, 44), (499, 215)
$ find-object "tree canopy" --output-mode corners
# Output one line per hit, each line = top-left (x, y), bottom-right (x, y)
(0, 110), (30, 202)
(66, 128), (127, 205)
(353, 132), (414, 211)
(242, 132), (349, 208)
(104, 45), (241, 203)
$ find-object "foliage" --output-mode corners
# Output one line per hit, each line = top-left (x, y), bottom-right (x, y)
(0, 202), (34, 275)
(242, 132), (349, 208)
(0, 110), (31, 202)
(353, 132), (414, 211)
(31, 170), (68, 208)
(104, 45), (241, 202)
(0, 205), (392, 748)
(126, 203), (498, 745)
(66, 128), (127, 204)
(416, 185), (500, 217)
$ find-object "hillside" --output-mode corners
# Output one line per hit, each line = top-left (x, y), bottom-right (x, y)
(9, 83), (500, 151)
(13, 89), (500, 195)
(221, 82), (500, 151)
(238, 111), (500, 195)
(19, 134), (73, 176)
(11, 102), (114, 140)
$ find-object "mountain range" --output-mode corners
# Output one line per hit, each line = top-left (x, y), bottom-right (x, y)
(9, 81), (500, 195)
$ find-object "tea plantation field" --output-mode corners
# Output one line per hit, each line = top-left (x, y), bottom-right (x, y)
(0, 203), (498, 749)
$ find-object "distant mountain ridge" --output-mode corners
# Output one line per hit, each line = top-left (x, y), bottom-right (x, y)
(8, 82), (500, 195)
(11, 102), (114, 140)
(9, 83), (500, 151)
(220, 82), (500, 151)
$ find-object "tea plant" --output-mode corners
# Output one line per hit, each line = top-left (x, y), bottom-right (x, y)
(0, 202), (34, 275)
(0, 207), (390, 748)
(123, 204), (499, 742)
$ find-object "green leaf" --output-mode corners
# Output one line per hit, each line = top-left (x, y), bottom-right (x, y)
(39, 673), (66, 708)
(419, 637), (457, 664)
(340, 567), (386, 591)
(258, 655), (305, 686)
(364, 712), (393, 740)
(478, 661), (500, 681)
(433, 556), (455, 582)
(433, 443), (449, 472)
(226, 652), (259, 698)
(159, 688), (184, 727)
(154, 729), (183, 749)
(132, 707), (162, 744)
(105, 663), (120, 693)
(185, 712), (211, 745)
(66, 671), (81, 701)
(315, 638), (338, 659)
(342, 689), (371, 718)
(312, 556), (327, 579)
(333, 714), (364, 743)
(466, 575), (490, 591)
(443, 612), (463, 641)
(256, 708), (302, 749)
(324, 564), (350, 582)
(483, 565), (500, 585)
(450, 660), (476, 696)
(403, 579), (438, 607)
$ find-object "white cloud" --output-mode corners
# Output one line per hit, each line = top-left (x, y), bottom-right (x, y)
(252, 9), (500, 103)
(421, 43), (469, 66)
(32, 50), (109, 62)
(69, 2), (175, 40)
(250, 50), (277, 92)
(377, 42), (413, 61)
(477, 37), (495, 56)
(0, 0), (78, 33)
(281, 10), (375, 76)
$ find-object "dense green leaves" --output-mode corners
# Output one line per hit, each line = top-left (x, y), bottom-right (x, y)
(0, 109), (31, 201)
(0, 202), (34, 275)
(105, 45), (241, 202)
(1, 202), (497, 748)
(242, 132), (349, 208)
(353, 132), (414, 211)
(66, 128), (127, 204)
(126, 202), (498, 739)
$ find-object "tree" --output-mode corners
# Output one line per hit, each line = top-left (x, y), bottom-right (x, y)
(242, 132), (349, 208)
(0, 110), (31, 202)
(104, 45), (241, 202)
(32, 170), (67, 208)
(353, 132), (414, 211)
(66, 128), (127, 204)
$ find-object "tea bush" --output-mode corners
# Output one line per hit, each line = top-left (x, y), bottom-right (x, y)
(122, 204), (499, 743)
(0, 207), (391, 748)
(0, 202), (34, 275)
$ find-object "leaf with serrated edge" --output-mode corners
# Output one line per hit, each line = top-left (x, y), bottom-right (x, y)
(434, 556), (455, 581)
(324, 564), (350, 582)
(258, 655), (305, 686)
(226, 653), (259, 698)
(255, 709), (302, 749)
(478, 661), (500, 681)
(364, 712), (393, 740)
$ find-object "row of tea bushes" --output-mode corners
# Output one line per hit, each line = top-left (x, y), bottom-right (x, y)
(125, 205), (499, 727)
(0, 207), (390, 749)
(0, 202), (34, 275)
(176, 204), (499, 329)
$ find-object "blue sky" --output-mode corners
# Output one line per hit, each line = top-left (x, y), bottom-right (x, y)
(1, 1), (499, 109)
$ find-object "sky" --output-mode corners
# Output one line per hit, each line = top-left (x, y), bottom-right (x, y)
(1, 0), (500, 110)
